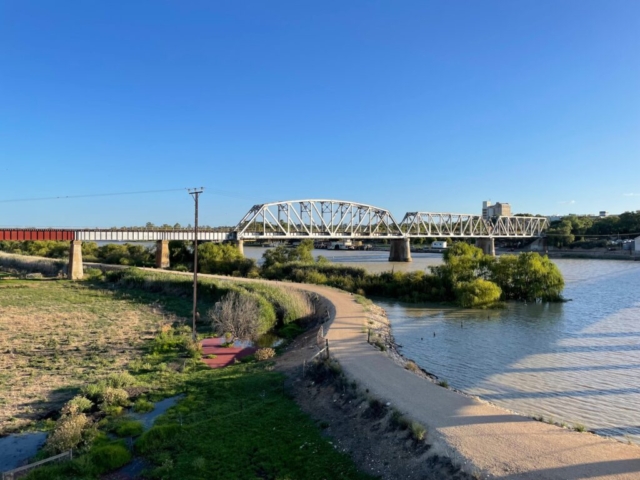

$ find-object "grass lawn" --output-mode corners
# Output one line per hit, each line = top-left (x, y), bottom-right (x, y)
(0, 279), (172, 433)
(0, 273), (373, 479)
(132, 362), (373, 479)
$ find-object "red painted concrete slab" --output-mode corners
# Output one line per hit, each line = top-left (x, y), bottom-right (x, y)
(201, 338), (257, 368)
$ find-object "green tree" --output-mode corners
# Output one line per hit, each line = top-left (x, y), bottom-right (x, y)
(261, 240), (315, 269)
(490, 253), (564, 302)
(198, 242), (257, 276)
(455, 279), (502, 308)
(547, 219), (574, 247)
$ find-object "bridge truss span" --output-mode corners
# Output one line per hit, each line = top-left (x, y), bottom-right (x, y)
(235, 199), (404, 240)
(400, 212), (548, 238)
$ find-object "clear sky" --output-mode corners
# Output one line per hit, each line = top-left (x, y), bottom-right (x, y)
(1, 1), (638, 227)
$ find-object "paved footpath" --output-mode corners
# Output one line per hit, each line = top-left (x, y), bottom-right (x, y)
(147, 270), (640, 479)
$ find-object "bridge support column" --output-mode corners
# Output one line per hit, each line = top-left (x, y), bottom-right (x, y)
(155, 240), (170, 269)
(389, 238), (412, 262)
(234, 240), (244, 256)
(477, 238), (495, 257)
(68, 240), (83, 280)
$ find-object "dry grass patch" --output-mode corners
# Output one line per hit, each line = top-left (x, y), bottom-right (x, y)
(0, 280), (173, 433)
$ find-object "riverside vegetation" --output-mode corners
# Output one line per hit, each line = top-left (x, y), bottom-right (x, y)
(1, 239), (565, 308)
(0, 269), (371, 479)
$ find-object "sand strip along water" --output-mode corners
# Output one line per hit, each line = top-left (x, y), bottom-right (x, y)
(138, 269), (640, 479)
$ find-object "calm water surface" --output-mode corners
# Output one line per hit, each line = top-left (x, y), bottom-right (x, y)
(247, 247), (640, 444)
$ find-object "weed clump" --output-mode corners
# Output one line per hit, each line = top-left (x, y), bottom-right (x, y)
(114, 420), (144, 437)
(133, 398), (155, 413)
(390, 409), (411, 431)
(405, 361), (420, 373)
(410, 422), (427, 441)
(62, 396), (93, 416)
(255, 348), (276, 361)
(136, 424), (182, 454)
(365, 398), (387, 420)
(88, 442), (132, 472)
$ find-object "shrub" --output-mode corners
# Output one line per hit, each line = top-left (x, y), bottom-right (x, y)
(46, 413), (91, 453)
(62, 396), (93, 416)
(114, 420), (144, 437)
(136, 424), (182, 454)
(133, 398), (155, 413)
(106, 372), (137, 388)
(207, 291), (262, 341)
(100, 387), (130, 408)
(410, 422), (427, 441)
(89, 442), (132, 473)
(437, 379), (449, 388)
(255, 348), (276, 361)
(454, 278), (502, 308)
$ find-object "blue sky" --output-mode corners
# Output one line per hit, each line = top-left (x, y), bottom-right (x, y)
(1, 1), (638, 227)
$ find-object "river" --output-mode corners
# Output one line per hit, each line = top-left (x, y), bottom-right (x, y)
(247, 247), (640, 445)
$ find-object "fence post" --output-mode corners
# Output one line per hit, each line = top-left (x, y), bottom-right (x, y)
(367, 328), (371, 344)
(325, 339), (330, 359)
(303, 359), (306, 377)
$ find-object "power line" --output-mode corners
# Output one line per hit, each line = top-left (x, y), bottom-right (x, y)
(0, 187), (254, 203)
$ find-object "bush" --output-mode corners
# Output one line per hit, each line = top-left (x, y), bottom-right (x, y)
(114, 420), (144, 437)
(455, 278), (502, 308)
(106, 372), (137, 388)
(255, 348), (276, 361)
(62, 396), (93, 416)
(46, 413), (91, 453)
(136, 424), (183, 454)
(100, 387), (130, 408)
(89, 442), (132, 473)
(207, 291), (262, 341)
(133, 398), (155, 413)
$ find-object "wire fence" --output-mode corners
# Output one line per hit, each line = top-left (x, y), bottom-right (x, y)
(2, 450), (72, 480)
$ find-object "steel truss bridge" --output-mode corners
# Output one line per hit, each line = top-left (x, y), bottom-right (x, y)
(234, 199), (548, 240)
(1, 199), (548, 243)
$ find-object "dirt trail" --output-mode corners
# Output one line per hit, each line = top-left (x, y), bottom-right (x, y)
(144, 269), (640, 479)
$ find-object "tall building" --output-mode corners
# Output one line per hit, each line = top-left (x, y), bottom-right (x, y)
(482, 201), (511, 219)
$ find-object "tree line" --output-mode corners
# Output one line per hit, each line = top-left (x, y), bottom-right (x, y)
(0, 238), (565, 307)
(546, 211), (640, 248)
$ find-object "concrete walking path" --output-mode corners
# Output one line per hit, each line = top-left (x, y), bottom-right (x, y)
(141, 268), (640, 479)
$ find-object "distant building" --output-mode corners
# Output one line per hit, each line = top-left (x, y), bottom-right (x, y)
(547, 215), (563, 223)
(635, 236), (640, 252)
(599, 211), (609, 217)
(482, 201), (511, 219)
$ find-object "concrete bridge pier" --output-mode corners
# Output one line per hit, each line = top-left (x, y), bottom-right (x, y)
(68, 240), (84, 280)
(477, 238), (496, 256)
(235, 240), (244, 256)
(155, 240), (170, 268)
(389, 238), (412, 262)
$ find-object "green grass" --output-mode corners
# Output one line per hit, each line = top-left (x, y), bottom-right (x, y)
(0, 279), (172, 433)
(134, 362), (372, 479)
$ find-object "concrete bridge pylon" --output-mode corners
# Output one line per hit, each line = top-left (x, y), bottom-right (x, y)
(68, 240), (84, 280)
(155, 240), (170, 268)
(389, 238), (412, 262)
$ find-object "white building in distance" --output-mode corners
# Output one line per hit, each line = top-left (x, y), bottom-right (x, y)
(482, 201), (512, 219)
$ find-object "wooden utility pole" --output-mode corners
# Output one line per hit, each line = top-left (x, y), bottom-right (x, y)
(188, 187), (204, 341)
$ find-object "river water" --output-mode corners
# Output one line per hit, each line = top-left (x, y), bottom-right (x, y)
(248, 247), (640, 445)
